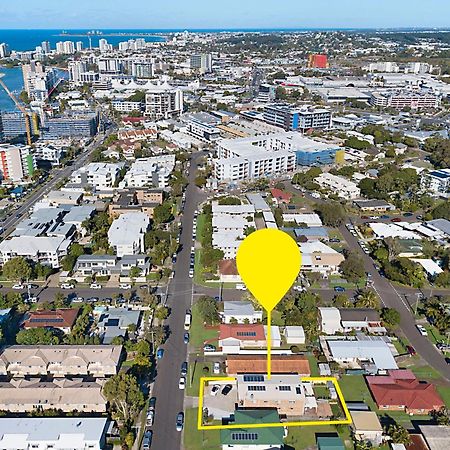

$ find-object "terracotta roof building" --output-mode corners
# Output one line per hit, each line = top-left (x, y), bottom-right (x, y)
(270, 188), (292, 205)
(22, 309), (79, 334)
(366, 369), (445, 414)
(226, 355), (310, 376)
(219, 324), (266, 352)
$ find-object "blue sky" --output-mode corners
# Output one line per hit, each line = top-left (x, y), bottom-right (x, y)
(0, 0), (449, 29)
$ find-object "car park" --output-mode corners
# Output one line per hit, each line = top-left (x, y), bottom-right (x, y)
(181, 362), (188, 376)
(213, 362), (221, 374)
(211, 384), (220, 396)
(178, 376), (186, 390)
(221, 384), (233, 395)
(176, 412), (184, 431)
(156, 348), (164, 359)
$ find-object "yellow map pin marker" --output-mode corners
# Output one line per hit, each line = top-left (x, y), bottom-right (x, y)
(236, 229), (302, 378)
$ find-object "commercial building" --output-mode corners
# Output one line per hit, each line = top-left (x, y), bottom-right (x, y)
(421, 169), (450, 198)
(370, 91), (440, 110)
(0, 144), (36, 182)
(145, 82), (184, 119)
(40, 112), (99, 140)
(315, 173), (361, 199)
(112, 100), (144, 113)
(263, 104), (332, 132)
(0, 417), (108, 450)
(0, 345), (122, 378)
(108, 212), (150, 257)
(236, 374), (305, 416)
(184, 112), (221, 141)
(0, 111), (39, 142)
(308, 54), (328, 69)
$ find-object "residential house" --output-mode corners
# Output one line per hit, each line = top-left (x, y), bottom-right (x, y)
(96, 308), (141, 344)
(219, 324), (281, 353)
(418, 425), (450, 450)
(236, 374), (305, 416)
(221, 301), (263, 324)
(22, 309), (79, 334)
(284, 326), (306, 344)
(319, 308), (385, 335)
(300, 241), (345, 275)
(0, 417), (108, 450)
(350, 411), (383, 446)
(220, 410), (284, 450)
(282, 213), (323, 227)
(366, 369), (445, 414)
(108, 189), (163, 219)
(270, 188), (292, 205)
(218, 259), (242, 283)
(315, 173), (361, 199)
(226, 355), (310, 376)
(353, 200), (395, 212)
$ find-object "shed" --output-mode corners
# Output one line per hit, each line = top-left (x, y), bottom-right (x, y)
(285, 326), (306, 344)
(317, 437), (345, 450)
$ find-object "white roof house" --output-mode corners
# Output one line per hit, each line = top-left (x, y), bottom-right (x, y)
(369, 223), (421, 239)
(0, 417), (108, 450)
(221, 301), (263, 324)
(108, 212), (150, 257)
(315, 173), (361, 199)
(299, 241), (345, 275)
(284, 326), (306, 344)
(282, 213), (322, 227)
(319, 307), (343, 334)
(411, 259), (443, 276)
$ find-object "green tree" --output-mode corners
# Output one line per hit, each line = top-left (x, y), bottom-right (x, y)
(315, 202), (346, 227)
(355, 290), (380, 309)
(340, 252), (365, 283)
(153, 202), (173, 225)
(431, 407), (450, 425)
(69, 243), (85, 258)
(197, 296), (220, 325)
(16, 328), (60, 345)
(103, 373), (145, 425)
(381, 307), (401, 327)
(333, 294), (352, 308)
(154, 306), (169, 321)
(387, 424), (411, 445)
(129, 266), (142, 279)
(2, 257), (32, 281)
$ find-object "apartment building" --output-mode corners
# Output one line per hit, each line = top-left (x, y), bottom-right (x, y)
(315, 172), (361, 199)
(0, 345), (122, 377)
(108, 212), (150, 257)
(421, 169), (450, 198)
(22, 61), (58, 101)
(0, 111), (39, 141)
(190, 53), (212, 73)
(184, 112), (221, 141)
(236, 374), (306, 416)
(70, 162), (122, 190)
(0, 417), (108, 450)
(145, 82), (184, 119)
(0, 144), (36, 182)
(40, 112), (99, 139)
(263, 104), (332, 132)
(370, 91), (440, 109)
(108, 189), (163, 218)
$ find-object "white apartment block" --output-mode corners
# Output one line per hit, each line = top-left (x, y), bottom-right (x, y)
(145, 82), (184, 119)
(421, 169), (450, 198)
(370, 90), (440, 109)
(112, 100), (144, 113)
(108, 212), (150, 257)
(315, 172), (361, 199)
(68, 60), (88, 84)
(119, 155), (175, 189)
(70, 162), (121, 190)
(214, 133), (297, 182)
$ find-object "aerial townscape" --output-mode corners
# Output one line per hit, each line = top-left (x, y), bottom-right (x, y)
(0, 3), (449, 450)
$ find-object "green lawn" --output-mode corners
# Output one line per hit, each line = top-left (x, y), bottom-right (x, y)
(189, 302), (219, 350)
(186, 361), (211, 397)
(410, 365), (442, 380)
(183, 408), (221, 450)
(437, 385), (450, 408)
(424, 325), (446, 345)
(284, 425), (353, 450)
(307, 355), (320, 377)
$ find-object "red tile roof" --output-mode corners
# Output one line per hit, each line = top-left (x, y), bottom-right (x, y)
(227, 355), (310, 375)
(366, 370), (444, 412)
(23, 309), (79, 330)
(219, 324), (265, 341)
(219, 259), (238, 276)
(270, 188), (292, 203)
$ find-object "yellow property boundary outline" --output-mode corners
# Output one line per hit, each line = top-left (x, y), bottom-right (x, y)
(197, 376), (352, 430)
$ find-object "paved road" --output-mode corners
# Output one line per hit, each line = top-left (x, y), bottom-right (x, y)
(340, 224), (450, 380)
(150, 152), (206, 450)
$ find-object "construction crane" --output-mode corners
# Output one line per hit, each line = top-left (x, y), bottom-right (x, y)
(0, 73), (33, 146)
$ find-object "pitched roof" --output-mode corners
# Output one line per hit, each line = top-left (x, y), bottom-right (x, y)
(219, 259), (238, 276)
(270, 188), (292, 202)
(219, 324), (265, 341)
(220, 410), (283, 445)
(366, 370), (444, 411)
(227, 355), (310, 375)
(23, 309), (79, 330)
(339, 308), (380, 322)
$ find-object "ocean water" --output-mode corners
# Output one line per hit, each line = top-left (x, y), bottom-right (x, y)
(0, 66), (23, 111)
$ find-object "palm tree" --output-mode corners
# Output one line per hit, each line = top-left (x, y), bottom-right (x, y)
(356, 289), (380, 309)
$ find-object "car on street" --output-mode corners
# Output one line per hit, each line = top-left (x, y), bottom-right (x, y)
(27, 295), (38, 303)
(72, 296), (84, 303)
(391, 218), (402, 223)
(176, 412), (184, 431)
(416, 324), (428, 336)
(119, 283), (132, 290)
(403, 212), (413, 217)
(181, 362), (188, 376)
(236, 283), (247, 290)
(183, 332), (189, 344)
(178, 376), (186, 390)
(369, 216), (378, 220)
(221, 384), (233, 396)
(329, 238), (340, 243)
(203, 344), (216, 352)
(139, 285), (149, 290)
(90, 283), (101, 289)
(146, 410), (154, 427)
(406, 345), (416, 356)
(417, 215), (423, 220)
(334, 286), (346, 292)
(12, 284), (24, 290)
(380, 215), (390, 219)
(86, 297), (99, 303)
(211, 384), (220, 396)
(156, 348), (164, 359)
(213, 362), (221, 374)
(361, 215), (369, 219)
(61, 283), (74, 289)
(142, 430), (152, 449)
(189, 269), (194, 278)
(149, 397), (156, 411)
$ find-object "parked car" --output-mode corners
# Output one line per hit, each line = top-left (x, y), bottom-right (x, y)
(329, 238), (340, 243)
(86, 297), (99, 303)
(213, 362), (221, 374)
(221, 384), (233, 396)
(236, 283), (247, 291)
(403, 212), (413, 217)
(203, 344), (216, 352)
(183, 332), (189, 344)
(27, 295), (38, 303)
(380, 215), (390, 219)
(391, 218), (402, 223)
(149, 397), (156, 411)
(176, 412), (184, 431)
(12, 284), (24, 290)
(178, 376), (186, 390)
(156, 348), (164, 359)
(211, 384), (220, 396)
(61, 283), (74, 289)
(146, 410), (154, 427)
(334, 286), (346, 292)
(416, 324), (428, 336)
(181, 362), (188, 377)
(142, 430), (152, 449)
(72, 297), (84, 303)
(90, 283), (101, 290)
(188, 269), (194, 278)
(406, 345), (416, 356)
(119, 283), (132, 290)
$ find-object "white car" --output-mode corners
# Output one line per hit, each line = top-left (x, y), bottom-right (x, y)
(12, 284), (24, 290)
(370, 216), (378, 220)
(178, 376), (186, 390)
(188, 269), (194, 278)
(211, 384), (220, 396)
(416, 325), (428, 336)
(90, 283), (102, 290)
(27, 296), (38, 303)
(72, 297), (84, 303)
(236, 284), (247, 291)
(213, 362), (221, 374)
(119, 284), (131, 290)
(61, 283), (74, 290)
(293, 285), (306, 292)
